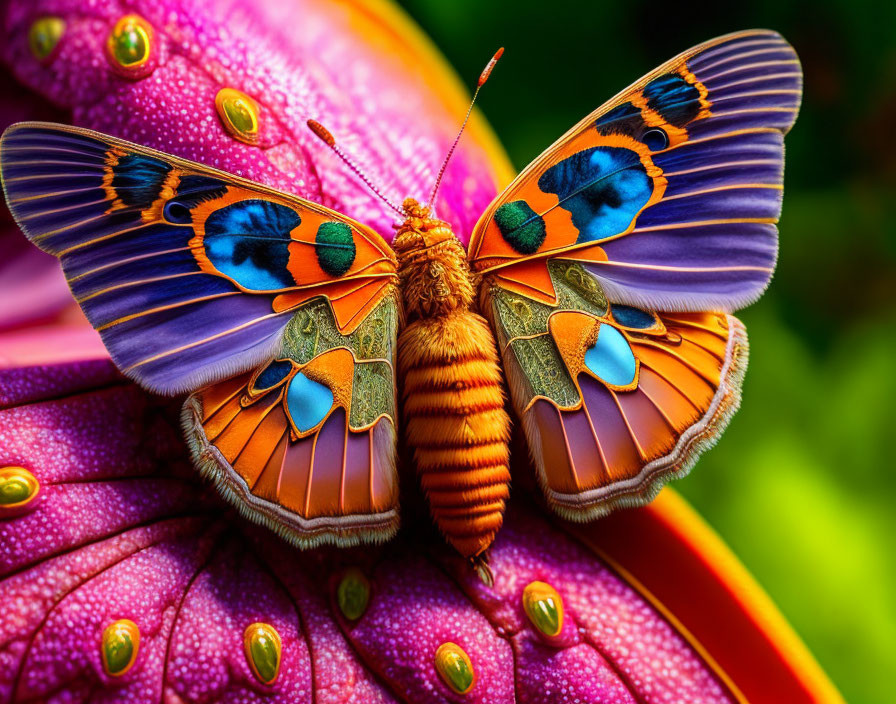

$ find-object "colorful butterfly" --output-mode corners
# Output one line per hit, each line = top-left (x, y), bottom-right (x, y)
(0, 29), (801, 580)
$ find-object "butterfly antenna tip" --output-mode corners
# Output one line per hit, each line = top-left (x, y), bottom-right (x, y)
(306, 119), (404, 215)
(427, 47), (504, 209)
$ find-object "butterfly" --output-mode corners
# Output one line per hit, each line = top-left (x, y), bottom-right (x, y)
(0, 29), (801, 579)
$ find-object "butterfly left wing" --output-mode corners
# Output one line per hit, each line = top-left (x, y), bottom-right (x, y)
(469, 30), (800, 519)
(0, 122), (397, 394)
(1, 122), (401, 547)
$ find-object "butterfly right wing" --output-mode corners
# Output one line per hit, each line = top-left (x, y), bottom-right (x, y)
(468, 31), (800, 520)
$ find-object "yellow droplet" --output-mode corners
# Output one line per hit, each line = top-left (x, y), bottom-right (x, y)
(434, 642), (475, 695)
(336, 568), (370, 621)
(0, 466), (39, 509)
(215, 88), (260, 144)
(243, 622), (282, 685)
(28, 17), (65, 61)
(106, 15), (152, 69)
(101, 619), (140, 676)
(522, 580), (564, 637)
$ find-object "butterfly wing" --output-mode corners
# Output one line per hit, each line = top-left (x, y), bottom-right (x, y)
(469, 30), (800, 519)
(486, 265), (746, 519)
(469, 29), (801, 312)
(183, 297), (400, 548)
(1, 122), (397, 393)
(1, 122), (400, 546)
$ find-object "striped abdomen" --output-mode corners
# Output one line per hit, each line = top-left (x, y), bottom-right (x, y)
(398, 310), (511, 561)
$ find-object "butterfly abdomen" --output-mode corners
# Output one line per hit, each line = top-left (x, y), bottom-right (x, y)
(395, 200), (511, 564)
(400, 312), (511, 559)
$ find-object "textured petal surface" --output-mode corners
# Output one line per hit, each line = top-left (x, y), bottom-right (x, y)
(0, 338), (742, 703)
(1, 0), (510, 244)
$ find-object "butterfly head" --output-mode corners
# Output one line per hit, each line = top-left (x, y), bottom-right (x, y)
(393, 199), (473, 318)
(398, 198), (447, 241)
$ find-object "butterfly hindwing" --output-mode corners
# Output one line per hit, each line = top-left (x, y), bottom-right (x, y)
(0, 122), (397, 394)
(483, 262), (747, 519)
(183, 293), (400, 547)
(469, 29), (801, 312)
(471, 30), (800, 519)
(1, 122), (400, 547)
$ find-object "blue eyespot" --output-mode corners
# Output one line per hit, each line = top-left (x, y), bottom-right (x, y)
(286, 373), (334, 432)
(642, 128), (668, 152)
(254, 359), (293, 392)
(583, 324), (637, 386)
(611, 304), (657, 329)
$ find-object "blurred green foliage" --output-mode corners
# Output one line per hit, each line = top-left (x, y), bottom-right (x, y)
(397, 0), (896, 701)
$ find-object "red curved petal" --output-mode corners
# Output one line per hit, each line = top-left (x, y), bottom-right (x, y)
(567, 491), (845, 704)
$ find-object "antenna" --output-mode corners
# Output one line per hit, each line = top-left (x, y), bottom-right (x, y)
(306, 119), (404, 215)
(427, 47), (504, 209)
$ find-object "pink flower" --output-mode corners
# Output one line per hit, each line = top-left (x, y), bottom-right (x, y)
(0, 1), (841, 701)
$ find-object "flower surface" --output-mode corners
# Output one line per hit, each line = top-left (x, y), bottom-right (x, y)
(0, 0), (843, 702)
(0, 337), (743, 703)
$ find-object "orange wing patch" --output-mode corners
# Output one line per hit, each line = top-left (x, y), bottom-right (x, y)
(187, 185), (396, 335)
(184, 351), (399, 548)
(526, 311), (747, 520)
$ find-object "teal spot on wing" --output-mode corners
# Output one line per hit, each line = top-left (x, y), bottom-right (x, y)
(538, 146), (652, 243)
(286, 372), (334, 432)
(584, 323), (636, 386)
(643, 73), (701, 127)
(493, 200), (546, 254)
(315, 222), (356, 276)
(111, 153), (171, 209)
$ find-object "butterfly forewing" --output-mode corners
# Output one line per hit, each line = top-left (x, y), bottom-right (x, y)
(470, 29), (801, 312)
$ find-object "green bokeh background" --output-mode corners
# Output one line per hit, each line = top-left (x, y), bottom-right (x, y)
(396, 1), (896, 701)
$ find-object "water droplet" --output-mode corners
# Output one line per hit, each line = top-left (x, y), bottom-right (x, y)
(336, 567), (370, 621)
(215, 88), (259, 144)
(106, 15), (152, 70)
(28, 17), (65, 61)
(101, 619), (140, 676)
(0, 466), (39, 509)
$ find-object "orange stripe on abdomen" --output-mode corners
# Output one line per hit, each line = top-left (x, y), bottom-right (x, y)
(399, 311), (512, 560)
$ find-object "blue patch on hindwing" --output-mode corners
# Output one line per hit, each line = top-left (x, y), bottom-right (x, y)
(584, 323), (637, 386)
(285, 372), (334, 432)
(203, 199), (298, 290)
(611, 304), (657, 329)
(538, 147), (652, 243)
